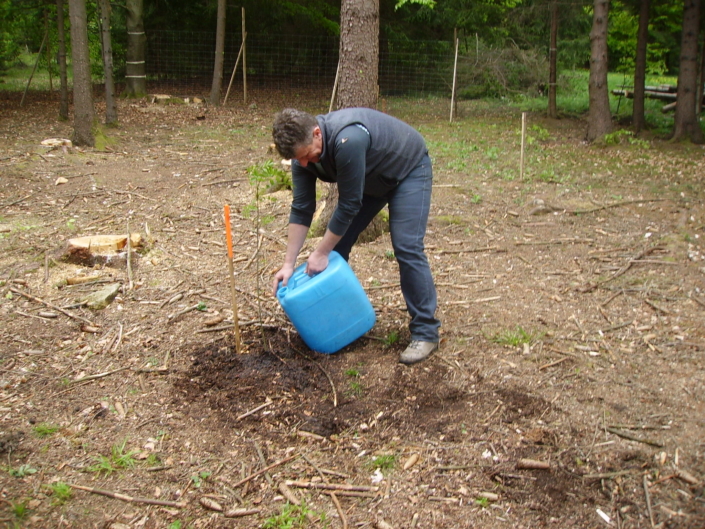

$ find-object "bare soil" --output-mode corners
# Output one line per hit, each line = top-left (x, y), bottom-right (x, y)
(1, 90), (704, 529)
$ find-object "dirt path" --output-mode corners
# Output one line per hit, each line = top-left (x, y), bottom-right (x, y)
(1, 91), (703, 528)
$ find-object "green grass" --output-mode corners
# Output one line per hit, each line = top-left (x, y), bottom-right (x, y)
(33, 423), (60, 438)
(86, 439), (138, 476)
(262, 502), (326, 529)
(369, 454), (397, 471)
(47, 482), (72, 505)
(491, 326), (540, 347)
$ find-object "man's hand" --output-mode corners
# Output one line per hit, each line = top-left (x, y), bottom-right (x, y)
(305, 250), (329, 276)
(272, 265), (295, 296)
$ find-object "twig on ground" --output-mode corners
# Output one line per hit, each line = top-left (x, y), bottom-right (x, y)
(643, 475), (655, 528)
(71, 366), (130, 385)
(230, 455), (298, 489)
(538, 356), (571, 370)
(224, 508), (261, 518)
(237, 400), (273, 421)
(516, 459), (550, 470)
(69, 483), (187, 508)
(289, 346), (338, 407)
(9, 287), (97, 326)
(606, 427), (664, 447)
(567, 198), (667, 215)
(285, 480), (379, 492)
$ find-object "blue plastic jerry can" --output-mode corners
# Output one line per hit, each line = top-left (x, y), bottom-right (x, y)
(276, 251), (376, 354)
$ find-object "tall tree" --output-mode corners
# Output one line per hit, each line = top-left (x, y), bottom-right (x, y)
(68, 0), (95, 146)
(335, 0), (379, 109)
(125, 0), (147, 97)
(209, 0), (226, 106)
(98, 0), (117, 125)
(672, 0), (704, 143)
(632, 0), (649, 133)
(56, 0), (69, 120)
(586, 0), (612, 142)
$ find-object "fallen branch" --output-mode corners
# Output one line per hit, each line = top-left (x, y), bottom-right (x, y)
(538, 356), (571, 370)
(567, 198), (667, 215)
(224, 508), (262, 518)
(71, 366), (130, 385)
(237, 399), (273, 421)
(516, 458), (550, 470)
(69, 483), (187, 508)
(9, 287), (97, 326)
(285, 480), (379, 492)
(606, 427), (664, 447)
(643, 475), (655, 528)
(230, 455), (298, 489)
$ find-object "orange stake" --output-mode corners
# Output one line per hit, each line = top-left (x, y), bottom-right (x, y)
(223, 205), (242, 354)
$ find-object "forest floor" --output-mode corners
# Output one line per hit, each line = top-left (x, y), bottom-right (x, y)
(0, 89), (704, 529)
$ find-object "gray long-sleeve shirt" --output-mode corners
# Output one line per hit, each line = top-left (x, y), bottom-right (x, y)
(289, 108), (427, 236)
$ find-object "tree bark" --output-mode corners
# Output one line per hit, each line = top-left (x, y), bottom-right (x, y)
(548, 2), (558, 119)
(312, 0), (383, 241)
(210, 0), (227, 106)
(68, 0), (95, 146)
(672, 0), (704, 143)
(98, 0), (117, 125)
(586, 0), (612, 142)
(56, 0), (69, 120)
(125, 0), (147, 97)
(335, 0), (379, 110)
(632, 0), (649, 133)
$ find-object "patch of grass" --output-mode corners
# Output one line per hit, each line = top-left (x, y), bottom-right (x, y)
(491, 326), (540, 347)
(369, 454), (397, 471)
(384, 250), (395, 260)
(383, 330), (400, 347)
(10, 499), (29, 521)
(475, 496), (490, 508)
(47, 482), (72, 505)
(86, 439), (138, 476)
(263, 501), (326, 529)
(33, 423), (60, 438)
(435, 215), (465, 226)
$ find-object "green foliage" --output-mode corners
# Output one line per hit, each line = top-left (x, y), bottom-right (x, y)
(603, 129), (649, 148)
(168, 522), (183, 529)
(248, 160), (292, 194)
(190, 470), (211, 488)
(86, 439), (138, 476)
(8, 464), (37, 478)
(10, 499), (28, 520)
(263, 501), (326, 529)
(383, 330), (400, 347)
(34, 423), (60, 437)
(491, 326), (539, 347)
(47, 482), (72, 505)
(475, 496), (490, 508)
(369, 454), (397, 471)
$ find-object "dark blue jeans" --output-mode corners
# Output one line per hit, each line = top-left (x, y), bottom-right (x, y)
(334, 154), (440, 342)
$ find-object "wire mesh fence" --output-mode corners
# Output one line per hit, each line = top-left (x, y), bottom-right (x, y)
(144, 31), (456, 99)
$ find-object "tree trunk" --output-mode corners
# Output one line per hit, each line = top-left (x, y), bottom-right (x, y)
(548, 2), (558, 119)
(98, 0), (117, 125)
(68, 0), (95, 147)
(312, 0), (383, 241)
(209, 0), (227, 106)
(586, 0), (612, 142)
(632, 0), (649, 133)
(56, 0), (69, 120)
(672, 0), (704, 143)
(125, 0), (147, 98)
(335, 0), (379, 110)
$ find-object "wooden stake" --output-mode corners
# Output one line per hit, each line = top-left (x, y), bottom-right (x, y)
(223, 205), (242, 354)
(223, 33), (247, 105)
(450, 37), (459, 123)
(520, 111), (526, 180)
(242, 7), (247, 105)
